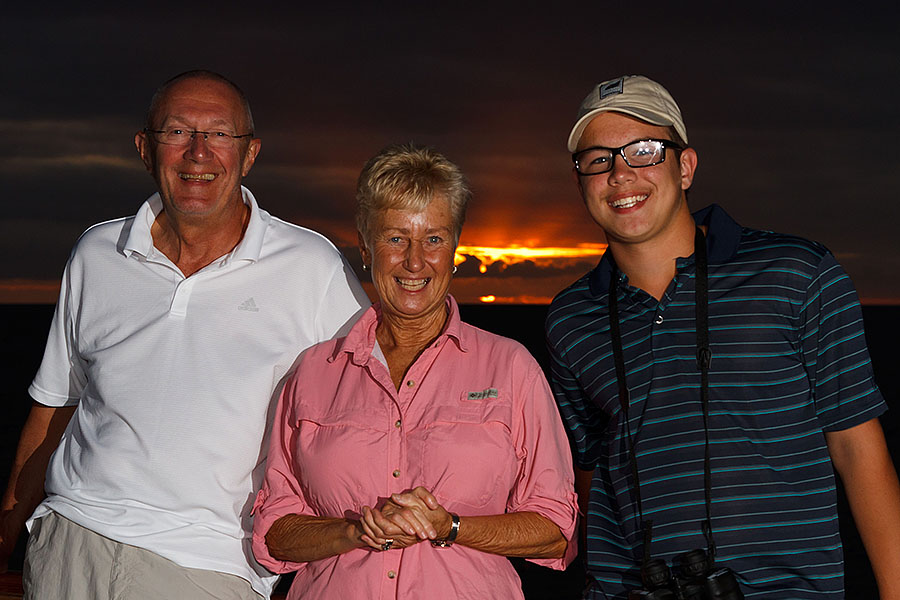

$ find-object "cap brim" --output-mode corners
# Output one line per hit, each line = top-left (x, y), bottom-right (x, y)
(567, 107), (678, 153)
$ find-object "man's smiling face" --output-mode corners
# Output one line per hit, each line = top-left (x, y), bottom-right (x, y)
(575, 111), (696, 248)
(136, 76), (260, 223)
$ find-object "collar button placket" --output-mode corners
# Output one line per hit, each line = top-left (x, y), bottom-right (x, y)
(169, 277), (196, 317)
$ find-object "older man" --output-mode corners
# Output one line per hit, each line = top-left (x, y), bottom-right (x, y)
(546, 75), (900, 598)
(0, 71), (368, 599)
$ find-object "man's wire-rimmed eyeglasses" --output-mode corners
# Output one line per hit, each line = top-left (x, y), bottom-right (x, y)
(144, 127), (254, 149)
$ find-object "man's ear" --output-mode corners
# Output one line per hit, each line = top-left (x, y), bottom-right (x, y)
(679, 147), (698, 190)
(135, 131), (153, 173)
(240, 139), (262, 178)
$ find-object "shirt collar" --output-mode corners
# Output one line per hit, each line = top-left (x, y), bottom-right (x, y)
(121, 193), (162, 259)
(588, 203), (742, 296)
(122, 186), (267, 265)
(333, 294), (468, 365)
(691, 203), (742, 263)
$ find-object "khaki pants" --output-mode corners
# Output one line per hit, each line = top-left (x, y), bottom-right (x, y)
(24, 512), (263, 600)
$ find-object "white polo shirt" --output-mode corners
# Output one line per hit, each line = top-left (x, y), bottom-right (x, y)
(28, 187), (369, 598)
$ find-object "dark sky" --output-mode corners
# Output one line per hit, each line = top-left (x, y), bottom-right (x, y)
(3, 3), (899, 303)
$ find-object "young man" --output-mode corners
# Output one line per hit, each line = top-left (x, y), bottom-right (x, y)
(0, 71), (369, 599)
(546, 75), (900, 598)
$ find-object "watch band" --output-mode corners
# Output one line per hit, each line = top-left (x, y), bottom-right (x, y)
(431, 513), (460, 547)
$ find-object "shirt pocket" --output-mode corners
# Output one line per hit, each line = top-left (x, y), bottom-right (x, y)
(292, 405), (387, 515)
(422, 392), (516, 510)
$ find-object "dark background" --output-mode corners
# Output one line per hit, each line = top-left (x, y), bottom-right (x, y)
(3, 2), (900, 304)
(2, 304), (897, 597)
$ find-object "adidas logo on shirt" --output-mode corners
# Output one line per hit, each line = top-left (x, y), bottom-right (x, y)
(238, 298), (259, 312)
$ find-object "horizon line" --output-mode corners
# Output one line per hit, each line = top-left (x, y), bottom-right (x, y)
(3, 279), (898, 308)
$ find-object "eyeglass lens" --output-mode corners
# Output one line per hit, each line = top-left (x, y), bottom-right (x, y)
(576, 140), (668, 175)
(152, 129), (242, 149)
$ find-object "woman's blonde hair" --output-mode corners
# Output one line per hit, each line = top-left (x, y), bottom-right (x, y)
(356, 143), (470, 248)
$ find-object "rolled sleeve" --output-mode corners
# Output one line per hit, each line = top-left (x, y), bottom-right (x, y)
(251, 375), (311, 573)
(506, 363), (578, 570)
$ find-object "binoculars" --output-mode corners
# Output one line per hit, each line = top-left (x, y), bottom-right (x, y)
(627, 549), (744, 600)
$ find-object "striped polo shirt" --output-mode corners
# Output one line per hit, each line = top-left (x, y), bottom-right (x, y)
(546, 204), (885, 599)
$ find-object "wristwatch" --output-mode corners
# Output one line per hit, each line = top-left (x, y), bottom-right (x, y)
(431, 513), (460, 547)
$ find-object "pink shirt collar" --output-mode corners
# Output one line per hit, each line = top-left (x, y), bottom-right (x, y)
(331, 294), (468, 366)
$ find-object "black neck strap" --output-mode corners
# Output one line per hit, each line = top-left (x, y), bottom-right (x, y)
(607, 227), (716, 568)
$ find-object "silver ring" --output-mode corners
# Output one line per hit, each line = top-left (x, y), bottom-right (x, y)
(380, 539), (394, 551)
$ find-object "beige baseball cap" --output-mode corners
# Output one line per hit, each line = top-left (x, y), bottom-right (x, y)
(567, 75), (688, 152)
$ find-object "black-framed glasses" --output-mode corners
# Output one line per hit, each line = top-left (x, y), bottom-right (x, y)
(144, 127), (254, 149)
(572, 138), (683, 176)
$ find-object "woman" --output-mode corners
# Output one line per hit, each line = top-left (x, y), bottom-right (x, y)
(251, 144), (577, 599)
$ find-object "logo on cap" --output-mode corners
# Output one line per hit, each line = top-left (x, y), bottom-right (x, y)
(599, 77), (625, 99)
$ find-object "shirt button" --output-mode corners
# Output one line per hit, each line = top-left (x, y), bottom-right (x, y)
(655, 315), (664, 324)
(392, 469), (401, 478)
(406, 380), (415, 387)
(387, 570), (396, 579)
(394, 419), (402, 428)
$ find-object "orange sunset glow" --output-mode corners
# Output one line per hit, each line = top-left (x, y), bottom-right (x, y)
(454, 244), (607, 270)
(336, 242), (611, 307)
(452, 243), (608, 304)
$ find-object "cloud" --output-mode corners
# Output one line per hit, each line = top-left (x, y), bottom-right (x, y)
(0, 118), (139, 156)
(0, 279), (61, 304)
(475, 258), (597, 279)
(0, 154), (137, 172)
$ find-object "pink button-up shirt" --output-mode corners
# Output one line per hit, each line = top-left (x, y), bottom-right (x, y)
(252, 296), (577, 599)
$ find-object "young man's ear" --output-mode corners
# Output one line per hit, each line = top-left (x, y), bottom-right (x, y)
(679, 147), (698, 191)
